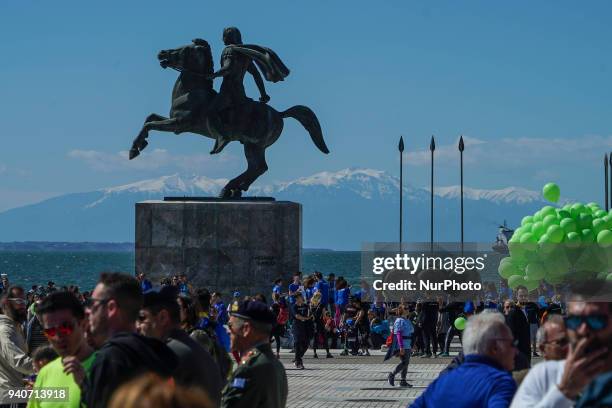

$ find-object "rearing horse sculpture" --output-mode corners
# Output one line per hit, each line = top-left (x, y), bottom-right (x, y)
(129, 39), (329, 198)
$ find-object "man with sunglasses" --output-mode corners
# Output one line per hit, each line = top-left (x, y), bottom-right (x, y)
(0, 286), (33, 407)
(511, 300), (611, 407)
(80, 272), (177, 408)
(27, 291), (94, 408)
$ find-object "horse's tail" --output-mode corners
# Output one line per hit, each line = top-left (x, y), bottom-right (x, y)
(280, 106), (329, 154)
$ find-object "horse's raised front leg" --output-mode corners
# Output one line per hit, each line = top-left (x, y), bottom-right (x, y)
(129, 114), (182, 160)
(219, 144), (268, 198)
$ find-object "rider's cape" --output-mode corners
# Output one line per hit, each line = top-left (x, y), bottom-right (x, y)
(228, 44), (290, 82)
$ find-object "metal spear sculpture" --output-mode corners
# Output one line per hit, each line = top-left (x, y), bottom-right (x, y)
(399, 136), (405, 252)
(606, 153), (609, 211)
(459, 136), (465, 254)
(430, 136), (435, 253)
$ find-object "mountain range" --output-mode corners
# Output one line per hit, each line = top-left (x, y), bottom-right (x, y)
(0, 168), (560, 250)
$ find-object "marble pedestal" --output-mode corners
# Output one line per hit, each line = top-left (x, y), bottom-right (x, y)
(135, 200), (301, 297)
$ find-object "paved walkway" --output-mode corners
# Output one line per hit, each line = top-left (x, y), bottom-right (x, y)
(280, 349), (452, 408)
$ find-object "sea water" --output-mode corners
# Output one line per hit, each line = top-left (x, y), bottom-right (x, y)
(0, 250), (362, 291)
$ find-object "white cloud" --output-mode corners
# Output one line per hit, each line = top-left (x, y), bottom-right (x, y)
(68, 148), (236, 173)
(404, 134), (612, 168)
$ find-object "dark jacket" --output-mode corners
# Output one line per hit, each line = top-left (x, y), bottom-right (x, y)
(82, 332), (178, 408)
(166, 328), (224, 404)
(505, 307), (531, 369)
(221, 342), (287, 408)
(576, 370), (612, 408)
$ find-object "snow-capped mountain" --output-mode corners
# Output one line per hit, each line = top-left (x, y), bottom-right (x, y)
(0, 168), (558, 249)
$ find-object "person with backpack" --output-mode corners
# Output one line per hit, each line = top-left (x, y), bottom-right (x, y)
(385, 304), (414, 388)
(270, 293), (288, 358)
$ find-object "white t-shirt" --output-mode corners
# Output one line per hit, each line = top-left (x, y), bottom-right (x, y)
(510, 359), (574, 408)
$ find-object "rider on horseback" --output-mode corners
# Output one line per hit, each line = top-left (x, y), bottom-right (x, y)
(207, 27), (290, 153)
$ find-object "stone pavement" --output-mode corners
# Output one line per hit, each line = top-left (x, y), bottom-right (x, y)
(280, 349), (453, 408)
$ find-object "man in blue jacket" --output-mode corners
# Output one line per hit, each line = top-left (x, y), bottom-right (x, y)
(410, 311), (517, 408)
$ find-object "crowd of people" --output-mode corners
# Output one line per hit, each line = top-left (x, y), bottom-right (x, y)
(0, 273), (285, 408)
(0, 269), (611, 407)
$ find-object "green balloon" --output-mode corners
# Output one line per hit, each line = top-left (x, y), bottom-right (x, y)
(592, 218), (606, 235)
(560, 218), (577, 234)
(454, 317), (467, 331)
(521, 216), (534, 226)
(543, 214), (560, 229)
(607, 273), (612, 281)
(594, 210), (607, 218)
(547, 224), (565, 243)
(566, 232), (582, 248)
(523, 277), (540, 291)
(526, 262), (546, 280)
(520, 232), (538, 251)
(557, 210), (571, 219)
(578, 213), (593, 230)
(542, 183), (560, 203)
(546, 274), (565, 285)
(587, 202), (600, 209)
(597, 230), (612, 247)
(533, 211), (544, 222)
(541, 206), (557, 217)
(571, 204), (586, 219)
(546, 255), (570, 277)
(498, 258), (519, 279)
(508, 241), (525, 259)
(582, 229), (596, 243)
(508, 275), (525, 289)
(531, 222), (546, 238)
(602, 215), (612, 229)
(538, 234), (556, 254)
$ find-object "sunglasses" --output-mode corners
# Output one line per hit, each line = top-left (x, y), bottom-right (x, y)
(565, 315), (608, 331)
(85, 297), (110, 309)
(43, 321), (76, 338)
(8, 298), (26, 305)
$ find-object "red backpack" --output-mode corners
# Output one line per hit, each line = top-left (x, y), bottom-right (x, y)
(277, 304), (289, 325)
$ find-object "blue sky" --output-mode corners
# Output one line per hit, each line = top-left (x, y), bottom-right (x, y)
(1, 1), (611, 211)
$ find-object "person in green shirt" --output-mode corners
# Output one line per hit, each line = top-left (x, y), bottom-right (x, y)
(28, 291), (95, 408)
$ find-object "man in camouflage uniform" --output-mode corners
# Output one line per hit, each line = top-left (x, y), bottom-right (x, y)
(221, 300), (288, 408)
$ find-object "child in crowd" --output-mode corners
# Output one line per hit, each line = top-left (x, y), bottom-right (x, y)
(25, 345), (58, 388)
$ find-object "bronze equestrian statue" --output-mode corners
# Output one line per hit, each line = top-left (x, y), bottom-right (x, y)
(129, 27), (329, 198)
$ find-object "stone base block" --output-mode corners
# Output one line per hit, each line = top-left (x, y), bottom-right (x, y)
(135, 200), (301, 298)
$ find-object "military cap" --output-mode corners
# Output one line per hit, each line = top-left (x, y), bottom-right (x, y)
(231, 300), (275, 325)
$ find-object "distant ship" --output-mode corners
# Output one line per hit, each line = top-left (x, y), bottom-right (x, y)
(492, 220), (514, 254)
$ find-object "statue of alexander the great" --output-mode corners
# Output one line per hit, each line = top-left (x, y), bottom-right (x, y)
(129, 27), (328, 198)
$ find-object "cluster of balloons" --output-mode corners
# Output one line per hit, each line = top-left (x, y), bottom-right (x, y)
(498, 183), (612, 291)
